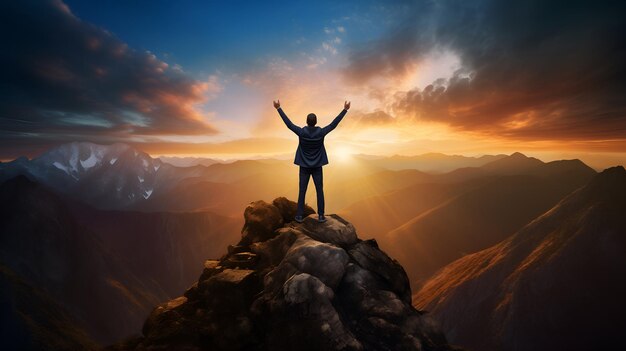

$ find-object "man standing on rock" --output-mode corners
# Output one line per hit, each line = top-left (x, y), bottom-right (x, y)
(274, 99), (350, 223)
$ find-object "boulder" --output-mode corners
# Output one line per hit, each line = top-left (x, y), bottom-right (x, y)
(198, 259), (223, 282)
(297, 213), (359, 247)
(348, 239), (412, 304)
(239, 200), (284, 245)
(141, 296), (192, 344)
(261, 273), (363, 351)
(272, 196), (316, 223)
(249, 227), (300, 270)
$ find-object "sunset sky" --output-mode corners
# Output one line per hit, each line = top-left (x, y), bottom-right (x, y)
(1, 0), (625, 168)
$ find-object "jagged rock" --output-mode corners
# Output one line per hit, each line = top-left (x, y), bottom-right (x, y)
(239, 200), (284, 245)
(141, 296), (190, 342)
(262, 272), (363, 351)
(259, 231), (349, 298)
(249, 227), (300, 270)
(183, 282), (199, 300)
(227, 244), (250, 255)
(297, 213), (358, 248)
(198, 259), (223, 282)
(272, 196), (316, 223)
(348, 239), (412, 304)
(198, 269), (259, 299)
(111, 197), (457, 351)
(222, 252), (259, 269)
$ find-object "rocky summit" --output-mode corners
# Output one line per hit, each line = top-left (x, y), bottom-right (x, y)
(110, 197), (457, 351)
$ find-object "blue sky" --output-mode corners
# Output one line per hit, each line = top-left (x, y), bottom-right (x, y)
(1, 0), (625, 167)
(63, 0), (388, 76)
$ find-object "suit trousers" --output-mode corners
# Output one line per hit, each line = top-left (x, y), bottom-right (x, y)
(297, 166), (324, 217)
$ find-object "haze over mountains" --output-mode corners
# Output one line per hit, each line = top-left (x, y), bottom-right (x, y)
(369, 154), (597, 288)
(0, 142), (510, 216)
(0, 141), (623, 349)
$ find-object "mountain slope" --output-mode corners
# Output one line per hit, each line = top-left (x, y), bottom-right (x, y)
(375, 157), (596, 289)
(71, 206), (241, 297)
(355, 153), (507, 172)
(339, 154), (594, 239)
(338, 180), (483, 238)
(0, 264), (98, 350)
(0, 175), (165, 344)
(0, 175), (242, 344)
(413, 166), (626, 351)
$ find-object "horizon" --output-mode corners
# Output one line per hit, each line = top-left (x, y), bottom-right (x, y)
(1, 0), (625, 168)
(2, 140), (623, 172)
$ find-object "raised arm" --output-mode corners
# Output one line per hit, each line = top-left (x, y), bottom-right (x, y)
(321, 100), (350, 136)
(274, 100), (301, 135)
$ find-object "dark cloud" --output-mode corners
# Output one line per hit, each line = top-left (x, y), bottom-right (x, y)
(0, 0), (218, 146)
(343, 0), (626, 141)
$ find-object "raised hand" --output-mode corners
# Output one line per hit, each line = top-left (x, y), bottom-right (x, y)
(273, 100), (281, 109)
(344, 100), (351, 110)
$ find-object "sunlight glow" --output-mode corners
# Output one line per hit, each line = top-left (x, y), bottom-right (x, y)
(334, 146), (355, 162)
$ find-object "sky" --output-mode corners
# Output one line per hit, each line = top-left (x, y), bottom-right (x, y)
(1, 0), (625, 168)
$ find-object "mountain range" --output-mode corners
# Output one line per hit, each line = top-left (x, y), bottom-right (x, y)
(340, 153), (597, 289)
(1, 141), (622, 349)
(413, 166), (626, 350)
(0, 143), (519, 216)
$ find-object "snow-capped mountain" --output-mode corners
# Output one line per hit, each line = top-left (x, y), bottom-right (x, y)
(0, 142), (203, 209)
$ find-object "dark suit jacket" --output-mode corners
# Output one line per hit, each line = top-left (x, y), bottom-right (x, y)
(277, 107), (348, 167)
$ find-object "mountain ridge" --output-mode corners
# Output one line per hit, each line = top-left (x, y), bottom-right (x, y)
(350, 153), (597, 289)
(412, 166), (626, 350)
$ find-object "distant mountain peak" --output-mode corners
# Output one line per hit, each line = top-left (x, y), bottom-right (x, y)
(479, 151), (543, 174)
(600, 165), (626, 175)
(587, 165), (626, 187)
(510, 151), (528, 158)
(578, 165), (626, 201)
(0, 141), (168, 209)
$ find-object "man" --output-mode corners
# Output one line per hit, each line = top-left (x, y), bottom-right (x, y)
(273, 99), (350, 223)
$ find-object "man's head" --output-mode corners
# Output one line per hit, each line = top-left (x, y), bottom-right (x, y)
(306, 113), (317, 127)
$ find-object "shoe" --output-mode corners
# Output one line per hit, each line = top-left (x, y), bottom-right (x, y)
(318, 215), (327, 223)
(294, 215), (304, 223)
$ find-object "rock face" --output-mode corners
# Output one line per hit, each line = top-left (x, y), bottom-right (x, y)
(112, 198), (457, 351)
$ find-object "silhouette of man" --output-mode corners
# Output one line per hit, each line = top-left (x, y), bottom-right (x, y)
(274, 100), (350, 223)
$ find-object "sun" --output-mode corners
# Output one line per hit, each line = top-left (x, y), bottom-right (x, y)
(335, 146), (355, 162)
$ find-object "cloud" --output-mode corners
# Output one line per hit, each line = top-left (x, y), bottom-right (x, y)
(342, 0), (626, 141)
(347, 110), (397, 126)
(0, 0), (219, 144)
(322, 42), (338, 55)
